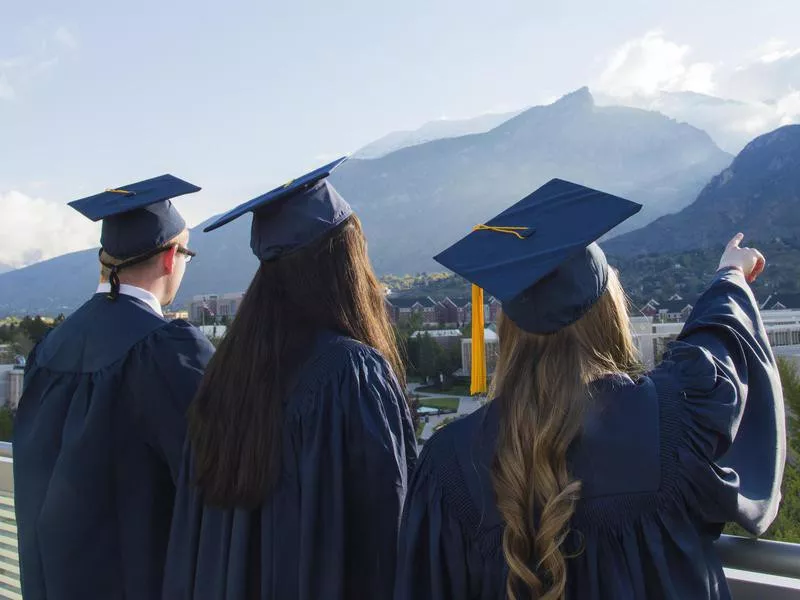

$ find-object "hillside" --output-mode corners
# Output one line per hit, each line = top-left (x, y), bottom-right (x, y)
(606, 125), (800, 258)
(332, 87), (730, 275)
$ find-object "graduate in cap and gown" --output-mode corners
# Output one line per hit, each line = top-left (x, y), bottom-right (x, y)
(13, 175), (215, 600)
(162, 158), (417, 600)
(394, 180), (785, 600)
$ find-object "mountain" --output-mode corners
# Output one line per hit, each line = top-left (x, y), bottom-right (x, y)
(595, 90), (799, 154)
(354, 111), (521, 159)
(0, 88), (732, 315)
(332, 87), (730, 274)
(0, 265), (12, 276)
(605, 124), (800, 258)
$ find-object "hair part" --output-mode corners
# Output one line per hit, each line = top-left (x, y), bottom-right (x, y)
(491, 269), (641, 600)
(188, 214), (404, 508)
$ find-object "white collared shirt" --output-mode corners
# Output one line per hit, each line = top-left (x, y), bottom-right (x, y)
(96, 283), (164, 318)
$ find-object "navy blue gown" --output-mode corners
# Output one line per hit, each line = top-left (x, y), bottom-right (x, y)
(13, 293), (215, 600)
(394, 267), (785, 600)
(163, 332), (418, 600)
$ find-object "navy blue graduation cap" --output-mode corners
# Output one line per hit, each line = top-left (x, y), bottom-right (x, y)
(69, 174), (200, 299)
(203, 157), (352, 261)
(434, 179), (642, 335)
(69, 174), (199, 260)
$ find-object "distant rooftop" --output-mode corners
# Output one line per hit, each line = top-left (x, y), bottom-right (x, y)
(410, 329), (462, 338)
(388, 296), (438, 308)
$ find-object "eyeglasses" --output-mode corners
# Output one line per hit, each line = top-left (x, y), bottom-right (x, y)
(175, 245), (196, 263)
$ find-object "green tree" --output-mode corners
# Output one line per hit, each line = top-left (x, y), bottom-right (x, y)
(12, 332), (34, 358)
(20, 316), (50, 342)
(406, 312), (424, 336)
(417, 333), (445, 382)
(0, 407), (13, 442)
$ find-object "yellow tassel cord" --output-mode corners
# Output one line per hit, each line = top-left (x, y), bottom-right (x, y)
(470, 284), (488, 395)
(467, 222), (531, 395)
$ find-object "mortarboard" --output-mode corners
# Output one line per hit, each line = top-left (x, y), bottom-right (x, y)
(433, 179), (641, 392)
(69, 174), (200, 299)
(69, 174), (199, 260)
(203, 157), (352, 261)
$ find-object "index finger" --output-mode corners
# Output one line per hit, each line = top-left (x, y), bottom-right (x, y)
(727, 232), (744, 250)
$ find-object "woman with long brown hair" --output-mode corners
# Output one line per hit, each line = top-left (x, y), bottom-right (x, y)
(163, 158), (417, 599)
(394, 179), (784, 599)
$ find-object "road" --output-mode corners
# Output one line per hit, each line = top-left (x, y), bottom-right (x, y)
(409, 383), (485, 442)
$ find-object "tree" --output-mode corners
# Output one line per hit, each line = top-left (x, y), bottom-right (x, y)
(0, 407), (13, 442)
(417, 334), (445, 382)
(406, 312), (424, 336)
(12, 332), (34, 358)
(20, 316), (50, 343)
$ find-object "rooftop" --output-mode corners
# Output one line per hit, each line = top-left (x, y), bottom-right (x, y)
(410, 329), (462, 338)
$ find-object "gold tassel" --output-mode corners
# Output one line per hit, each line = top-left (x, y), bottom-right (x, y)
(470, 284), (487, 395)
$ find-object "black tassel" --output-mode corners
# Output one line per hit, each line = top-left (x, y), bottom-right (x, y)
(108, 267), (120, 300)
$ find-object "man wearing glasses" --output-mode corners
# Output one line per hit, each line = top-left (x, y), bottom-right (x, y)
(13, 175), (214, 600)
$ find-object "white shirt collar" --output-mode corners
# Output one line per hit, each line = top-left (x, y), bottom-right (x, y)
(96, 283), (164, 317)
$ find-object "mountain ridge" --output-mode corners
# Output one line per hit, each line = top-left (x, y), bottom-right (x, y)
(0, 89), (733, 315)
(605, 124), (800, 257)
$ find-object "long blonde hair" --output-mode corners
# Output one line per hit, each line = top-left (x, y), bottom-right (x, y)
(491, 269), (641, 600)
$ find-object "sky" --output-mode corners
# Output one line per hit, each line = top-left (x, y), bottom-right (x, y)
(1, 0), (799, 268)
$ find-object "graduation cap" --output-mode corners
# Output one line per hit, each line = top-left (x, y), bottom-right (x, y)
(69, 174), (200, 298)
(433, 179), (642, 393)
(203, 157), (352, 261)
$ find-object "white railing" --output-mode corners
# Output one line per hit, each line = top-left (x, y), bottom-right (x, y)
(0, 442), (18, 600)
(0, 442), (796, 598)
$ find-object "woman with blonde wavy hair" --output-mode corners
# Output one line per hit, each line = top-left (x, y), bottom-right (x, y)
(394, 179), (784, 600)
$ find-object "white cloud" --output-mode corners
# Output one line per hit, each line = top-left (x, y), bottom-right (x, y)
(756, 39), (800, 64)
(596, 32), (800, 153)
(0, 191), (100, 267)
(53, 26), (78, 50)
(598, 31), (715, 97)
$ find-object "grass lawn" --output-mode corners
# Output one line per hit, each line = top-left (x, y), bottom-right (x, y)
(418, 397), (460, 412)
(417, 382), (473, 396)
(415, 420), (425, 438)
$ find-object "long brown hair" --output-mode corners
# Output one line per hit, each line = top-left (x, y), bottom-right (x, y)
(491, 269), (641, 600)
(188, 215), (404, 508)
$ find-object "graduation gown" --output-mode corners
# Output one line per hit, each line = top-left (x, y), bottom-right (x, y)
(394, 267), (785, 600)
(13, 293), (215, 600)
(162, 331), (418, 600)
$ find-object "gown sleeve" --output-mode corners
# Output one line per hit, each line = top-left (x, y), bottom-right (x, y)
(393, 430), (478, 600)
(293, 343), (417, 600)
(658, 266), (785, 535)
(127, 320), (215, 483)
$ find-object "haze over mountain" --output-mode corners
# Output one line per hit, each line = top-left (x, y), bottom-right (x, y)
(354, 111), (521, 159)
(0, 89), (733, 315)
(606, 124), (800, 256)
(596, 90), (799, 154)
(333, 87), (730, 272)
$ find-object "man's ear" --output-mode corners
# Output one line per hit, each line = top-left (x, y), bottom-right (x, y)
(162, 245), (178, 275)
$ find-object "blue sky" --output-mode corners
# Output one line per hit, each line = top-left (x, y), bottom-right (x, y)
(1, 0), (799, 266)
